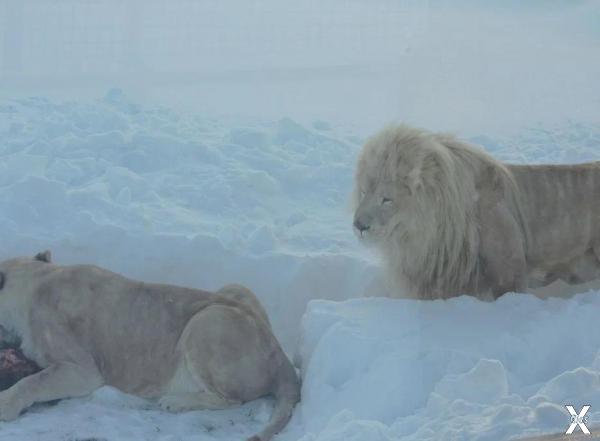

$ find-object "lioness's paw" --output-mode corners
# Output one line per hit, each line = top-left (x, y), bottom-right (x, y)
(158, 396), (189, 413)
(0, 393), (21, 421)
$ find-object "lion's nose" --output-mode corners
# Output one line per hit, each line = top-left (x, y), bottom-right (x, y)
(354, 219), (370, 233)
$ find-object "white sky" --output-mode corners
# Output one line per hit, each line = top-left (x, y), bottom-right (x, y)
(1, 0), (599, 135)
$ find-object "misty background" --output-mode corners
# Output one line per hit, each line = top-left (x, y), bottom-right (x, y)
(1, 0), (599, 136)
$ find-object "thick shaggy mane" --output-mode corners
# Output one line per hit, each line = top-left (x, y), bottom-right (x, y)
(354, 124), (528, 299)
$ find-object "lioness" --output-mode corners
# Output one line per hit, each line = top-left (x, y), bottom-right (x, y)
(0, 251), (299, 441)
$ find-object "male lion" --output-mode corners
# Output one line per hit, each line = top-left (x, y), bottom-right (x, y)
(353, 124), (600, 300)
(0, 251), (299, 441)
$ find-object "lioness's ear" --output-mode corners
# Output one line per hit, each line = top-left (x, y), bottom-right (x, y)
(0, 272), (4, 289)
(34, 250), (52, 263)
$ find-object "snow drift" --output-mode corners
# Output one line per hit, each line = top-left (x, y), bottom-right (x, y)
(294, 294), (600, 441)
(0, 93), (599, 440)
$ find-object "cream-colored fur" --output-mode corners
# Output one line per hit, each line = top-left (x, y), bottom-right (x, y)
(353, 124), (600, 300)
(0, 252), (299, 441)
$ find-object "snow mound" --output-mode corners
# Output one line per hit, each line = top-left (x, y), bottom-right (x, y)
(1, 93), (600, 440)
(434, 359), (509, 405)
(295, 294), (600, 440)
(0, 91), (378, 352)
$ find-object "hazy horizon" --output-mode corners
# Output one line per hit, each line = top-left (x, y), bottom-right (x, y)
(1, 0), (599, 136)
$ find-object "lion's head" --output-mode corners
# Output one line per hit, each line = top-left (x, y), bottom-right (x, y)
(352, 124), (519, 299)
(352, 125), (460, 244)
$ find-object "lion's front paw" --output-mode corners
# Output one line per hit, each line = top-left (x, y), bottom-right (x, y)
(0, 392), (21, 422)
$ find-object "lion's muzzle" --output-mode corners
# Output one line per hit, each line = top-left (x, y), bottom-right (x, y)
(353, 217), (370, 235)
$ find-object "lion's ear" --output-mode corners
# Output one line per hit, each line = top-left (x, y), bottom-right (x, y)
(407, 150), (446, 194)
(407, 153), (435, 194)
(406, 166), (422, 194)
(34, 250), (52, 263)
(476, 165), (505, 204)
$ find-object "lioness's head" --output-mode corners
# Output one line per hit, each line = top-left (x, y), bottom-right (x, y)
(352, 125), (452, 243)
(0, 250), (52, 291)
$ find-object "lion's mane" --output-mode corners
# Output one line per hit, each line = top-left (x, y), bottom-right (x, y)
(354, 125), (529, 299)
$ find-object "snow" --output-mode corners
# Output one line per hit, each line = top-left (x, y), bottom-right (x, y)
(294, 295), (600, 441)
(1, 91), (600, 441)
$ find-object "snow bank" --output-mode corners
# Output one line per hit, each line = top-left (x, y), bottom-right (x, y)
(295, 294), (600, 441)
(1, 93), (600, 440)
(0, 91), (379, 351)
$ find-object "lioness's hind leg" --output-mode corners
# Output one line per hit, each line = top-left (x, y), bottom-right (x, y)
(159, 391), (238, 412)
(217, 284), (271, 328)
(181, 305), (275, 403)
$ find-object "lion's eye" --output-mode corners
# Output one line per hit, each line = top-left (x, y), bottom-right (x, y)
(381, 197), (392, 205)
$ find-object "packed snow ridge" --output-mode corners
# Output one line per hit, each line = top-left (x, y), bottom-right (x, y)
(1, 91), (599, 441)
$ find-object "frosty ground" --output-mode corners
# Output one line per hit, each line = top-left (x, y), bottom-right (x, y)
(1, 93), (600, 441)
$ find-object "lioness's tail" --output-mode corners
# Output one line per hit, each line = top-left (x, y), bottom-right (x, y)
(247, 355), (301, 441)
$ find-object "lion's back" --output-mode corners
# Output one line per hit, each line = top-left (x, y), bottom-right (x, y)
(508, 162), (600, 264)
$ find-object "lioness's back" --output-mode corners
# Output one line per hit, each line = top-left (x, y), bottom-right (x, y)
(36, 264), (217, 393)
